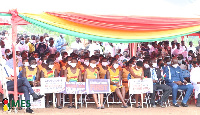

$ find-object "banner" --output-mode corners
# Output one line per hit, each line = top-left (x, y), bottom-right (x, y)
(65, 82), (86, 94)
(22, 87), (45, 108)
(86, 79), (110, 94)
(129, 78), (153, 94)
(40, 77), (66, 93)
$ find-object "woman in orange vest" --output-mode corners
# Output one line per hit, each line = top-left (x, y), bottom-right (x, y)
(98, 57), (109, 79)
(122, 62), (130, 94)
(106, 58), (127, 108)
(64, 58), (82, 108)
(84, 58), (104, 109)
(40, 58), (61, 109)
(129, 60), (144, 108)
(79, 57), (90, 81)
(60, 56), (72, 77)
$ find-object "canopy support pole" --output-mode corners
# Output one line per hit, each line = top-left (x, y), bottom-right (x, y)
(10, 9), (18, 105)
(129, 43), (137, 57)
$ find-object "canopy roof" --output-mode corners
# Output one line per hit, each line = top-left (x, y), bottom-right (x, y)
(0, 13), (29, 25)
(1, 10), (200, 43)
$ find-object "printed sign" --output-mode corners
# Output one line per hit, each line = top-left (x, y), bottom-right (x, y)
(21, 87), (45, 108)
(65, 82), (86, 94)
(129, 78), (153, 94)
(86, 79), (110, 94)
(40, 77), (66, 93)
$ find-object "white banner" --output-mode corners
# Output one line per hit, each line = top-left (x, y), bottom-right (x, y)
(40, 77), (66, 93)
(129, 78), (153, 94)
(22, 87), (45, 108)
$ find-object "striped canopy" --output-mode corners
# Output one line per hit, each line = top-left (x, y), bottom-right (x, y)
(1, 11), (200, 43)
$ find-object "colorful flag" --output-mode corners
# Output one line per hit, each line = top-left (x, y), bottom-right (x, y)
(47, 71), (54, 78)
(27, 75), (33, 81)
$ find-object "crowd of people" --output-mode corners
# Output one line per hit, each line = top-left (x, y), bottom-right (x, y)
(1, 30), (200, 113)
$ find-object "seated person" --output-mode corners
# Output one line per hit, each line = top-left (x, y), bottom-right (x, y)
(144, 58), (172, 108)
(164, 57), (193, 107)
(107, 58), (127, 108)
(190, 60), (200, 107)
(3, 60), (43, 113)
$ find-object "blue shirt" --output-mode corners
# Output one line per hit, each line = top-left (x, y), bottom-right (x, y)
(164, 66), (184, 83)
(55, 37), (66, 52)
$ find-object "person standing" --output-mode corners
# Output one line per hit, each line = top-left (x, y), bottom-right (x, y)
(55, 34), (68, 52)
(35, 36), (48, 56)
(187, 41), (196, 54)
(164, 57), (193, 107)
(48, 37), (57, 54)
(144, 59), (172, 108)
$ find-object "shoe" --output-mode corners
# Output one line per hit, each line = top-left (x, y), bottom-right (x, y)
(97, 107), (101, 109)
(121, 105), (128, 108)
(57, 106), (62, 109)
(181, 102), (188, 107)
(101, 105), (105, 109)
(68, 106), (73, 108)
(152, 104), (156, 108)
(72, 105), (79, 109)
(26, 108), (34, 114)
(196, 103), (200, 107)
(45, 104), (50, 108)
(33, 94), (44, 101)
(173, 103), (180, 107)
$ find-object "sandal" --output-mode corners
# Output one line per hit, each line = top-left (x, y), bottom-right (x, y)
(96, 107), (101, 109)
(101, 106), (105, 109)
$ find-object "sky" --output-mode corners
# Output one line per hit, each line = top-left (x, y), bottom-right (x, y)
(1, 0), (200, 17)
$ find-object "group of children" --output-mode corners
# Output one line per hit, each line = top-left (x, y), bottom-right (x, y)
(18, 51), (145, 109)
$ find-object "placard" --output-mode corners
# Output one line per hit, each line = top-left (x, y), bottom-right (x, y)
(86, 79), (110, 94)
(65, 82), (86, 94)
(129, 78), (153, 94)
(40, 77), (66, 93)
(22, 87), (45, 108)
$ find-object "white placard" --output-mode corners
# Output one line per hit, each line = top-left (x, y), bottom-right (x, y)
(129, 78), (153, 94)
(40, 77), (66, 93)
(21, 87), (45, 108)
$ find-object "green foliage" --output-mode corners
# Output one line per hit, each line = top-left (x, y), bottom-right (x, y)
(0, 25), (76, 45)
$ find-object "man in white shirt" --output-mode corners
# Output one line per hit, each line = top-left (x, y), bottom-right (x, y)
(187, 41), (196, 54)
(190, 65), (200, 107)
(16, 36), (29, 52)
(88, 41), (102, 56)
(70, 37), (85, 51)
(104, 43), (115, 57)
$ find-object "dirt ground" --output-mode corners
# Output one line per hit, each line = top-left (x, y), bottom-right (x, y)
(1, 103), (200, 115)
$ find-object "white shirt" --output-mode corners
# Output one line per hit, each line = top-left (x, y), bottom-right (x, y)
(48, 45), (57, 54)
(172, 49), (183, 56)
(190, 67), (200, 85)
(16, 43), (29, 52)
(104, 45), (115, 57)
(2, 65), (19, 84)
(187, 46), (196, 53)
(71, 42), (85, 50)
(88, 43), (102, 56)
